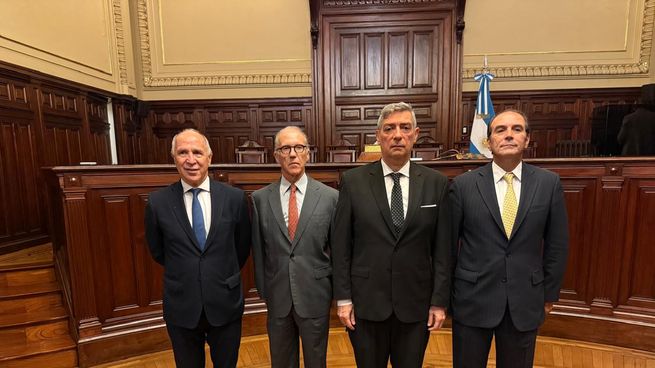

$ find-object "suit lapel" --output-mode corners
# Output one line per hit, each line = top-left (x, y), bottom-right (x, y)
(267, 180), (290, 243)
(291, 177), (321, 249)
(476, 163), (505, 236)
(204, 180), (225, 252)
(511, 163), (538, 238)
(170, 182), (202, 252)
(369, 161), (397, 237)
(400, 162), (423, 238)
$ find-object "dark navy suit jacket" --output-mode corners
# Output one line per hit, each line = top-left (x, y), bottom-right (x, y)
(450, 162), (568, 331)
(145, 179), (251, 329)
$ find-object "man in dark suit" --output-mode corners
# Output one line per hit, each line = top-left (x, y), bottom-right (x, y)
(251, 126), (338, 368)
(145, 129), (251, 368)
(449, 109), (569, 368)
(332, 102), (451, 367)
(618, 83), (655, 156)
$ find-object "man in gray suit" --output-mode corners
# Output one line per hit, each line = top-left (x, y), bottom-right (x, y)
(450, 109), (569, 368)
(251, 126), (338, 368)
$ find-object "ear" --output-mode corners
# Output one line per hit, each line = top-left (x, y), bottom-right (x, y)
(412, 127), (420, 143)
(524, 134), (531, 149)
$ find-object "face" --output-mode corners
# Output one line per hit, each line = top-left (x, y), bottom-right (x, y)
(376, 110), (419, 164)
(274, 128), (309, 182)
(488, 111), (530, 159)
(173, 131), (212, 187)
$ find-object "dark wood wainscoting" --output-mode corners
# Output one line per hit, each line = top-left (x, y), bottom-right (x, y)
(45, 158), (655, 366)
(461, 88), (641, 157)
(0, 63), (113, 254)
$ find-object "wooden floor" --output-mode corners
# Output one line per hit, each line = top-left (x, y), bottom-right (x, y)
(91, 328), (655, 368)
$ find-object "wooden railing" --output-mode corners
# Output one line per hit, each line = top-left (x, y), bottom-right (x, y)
(44, 158), (655, 366)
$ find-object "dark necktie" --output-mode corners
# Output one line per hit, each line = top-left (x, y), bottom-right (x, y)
(288, 184), (298, 241)
(190, 188), (206, 250)
(390, 173), (404, 234)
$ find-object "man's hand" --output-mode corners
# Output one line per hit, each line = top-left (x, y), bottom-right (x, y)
(427, 306), (446, 331)
(338, 304), (356, 330)
(544, 302), (554, 314)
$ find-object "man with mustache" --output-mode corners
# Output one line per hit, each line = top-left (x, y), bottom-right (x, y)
(251, 126), (338, 368)
(332, 102), (451, 367)
(449, 109), (569, 368)
(145, 129), (251, 367)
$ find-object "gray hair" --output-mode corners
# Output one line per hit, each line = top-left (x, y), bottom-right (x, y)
(377, 102), (417, 129)
(170, 129), (213, 156)
(274, 126), (308, 148)
(487, 109), (530, 137)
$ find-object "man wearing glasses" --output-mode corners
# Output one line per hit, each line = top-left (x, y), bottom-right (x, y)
(251, 126), (338, 368)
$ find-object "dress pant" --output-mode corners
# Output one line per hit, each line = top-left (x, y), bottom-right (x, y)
(347, 312), (430, 368)
(166, 309), (242, 368)
(452, 306), (538, 368)
(267, 306), (329, 368)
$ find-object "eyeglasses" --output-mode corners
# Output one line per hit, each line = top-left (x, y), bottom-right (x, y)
(275, 145), (308, 155)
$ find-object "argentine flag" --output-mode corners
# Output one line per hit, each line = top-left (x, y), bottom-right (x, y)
(469, 72), (495, 158)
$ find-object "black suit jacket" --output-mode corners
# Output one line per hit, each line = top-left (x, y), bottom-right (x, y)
(145, 179), (251, 329)
(618, 107), (655, 156)
(449, 162), (568, 332)
(332, 161), (451, 323)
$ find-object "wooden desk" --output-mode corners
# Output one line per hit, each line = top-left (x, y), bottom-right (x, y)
(45, 158), (655, 365)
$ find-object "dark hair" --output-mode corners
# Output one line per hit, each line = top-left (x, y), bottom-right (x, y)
(487, 109), (530, 137)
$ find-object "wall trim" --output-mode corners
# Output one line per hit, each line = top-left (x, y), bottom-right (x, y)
(463, 0), (654, 79)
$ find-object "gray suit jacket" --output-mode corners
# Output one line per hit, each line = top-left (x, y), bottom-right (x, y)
(450, 162), (569, 331)
(251, 176), (338, 319)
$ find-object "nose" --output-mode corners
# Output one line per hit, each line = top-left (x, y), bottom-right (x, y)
(186, 155), (197, 164)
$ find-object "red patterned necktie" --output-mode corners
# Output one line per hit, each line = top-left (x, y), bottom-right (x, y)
(288, 184), (298, 241)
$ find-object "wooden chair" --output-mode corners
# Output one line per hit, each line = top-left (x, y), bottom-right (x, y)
(235, 140), (267, 163)
(412, 137), (443, 160)
(556, 139), (595, 157)
(327, 139), (357, 163)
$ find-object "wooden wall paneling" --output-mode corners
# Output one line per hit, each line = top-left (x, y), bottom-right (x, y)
(460, 89), (641, 157)
(557, 176), (598, 306)
(113, 99), (147, 165)
(0, 77), (49, 253)
(317, 3), (457, 154)
(588, 164), (628, 316)
(150, 108), (201, 163)
(616, 178), (655, 321)
(204, 105), (253, 163)
(39, 86), (86, 166)
(85, 95), (111, 164)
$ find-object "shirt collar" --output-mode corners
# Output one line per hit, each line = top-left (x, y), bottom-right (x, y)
(181, 176), (211, 193)
(280, 172), (308, 194)
(492, 161), (523, 183)
(381, 159), (411, 178)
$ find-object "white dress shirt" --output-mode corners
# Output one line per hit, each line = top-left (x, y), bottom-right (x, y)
(181, 176), (212, 237)
(279, 173), (308, 226)
(492, 161), (522, 211)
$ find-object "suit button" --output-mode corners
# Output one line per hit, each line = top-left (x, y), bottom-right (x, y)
(502, 277), (507, 283)
(290, 253), (295, 259)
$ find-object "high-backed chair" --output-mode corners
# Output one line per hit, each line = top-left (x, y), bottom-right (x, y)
(235, 140), (267, 163)
(411, 136), (443, 160)
(327, 139), (357, 163)
(556, 139), (595, 157)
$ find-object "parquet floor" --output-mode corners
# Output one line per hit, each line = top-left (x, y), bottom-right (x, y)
(92, 328), (655, 367)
